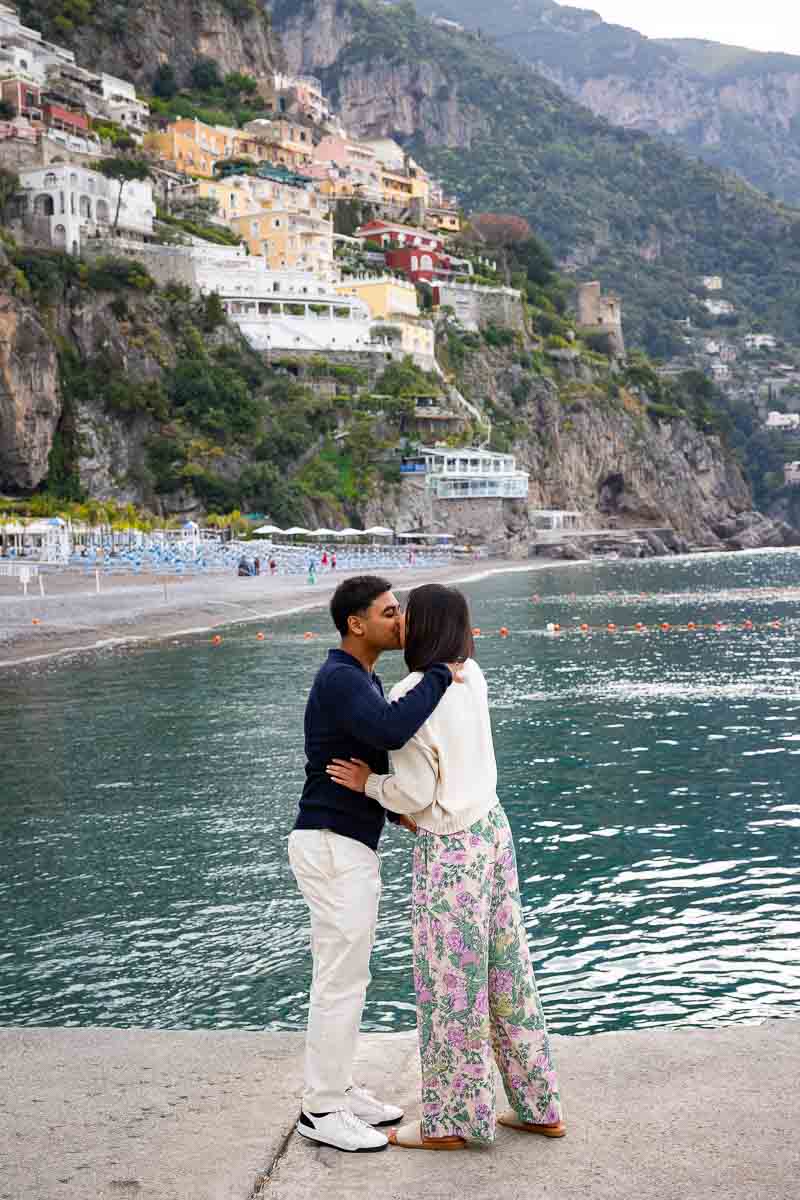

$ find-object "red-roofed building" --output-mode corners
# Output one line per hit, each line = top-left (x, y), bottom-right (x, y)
(355, 219), (445, 254)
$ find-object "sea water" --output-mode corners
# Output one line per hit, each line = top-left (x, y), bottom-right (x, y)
(1, 550), (798, 1034)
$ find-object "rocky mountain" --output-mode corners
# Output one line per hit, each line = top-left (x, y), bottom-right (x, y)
(415, 0), (800, 206)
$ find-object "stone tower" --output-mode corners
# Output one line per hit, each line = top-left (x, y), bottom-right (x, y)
(577, 281), (625, 358)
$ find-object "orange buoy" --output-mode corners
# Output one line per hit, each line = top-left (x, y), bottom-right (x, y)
(31, 618), (41, 625)
(211, 634), (222, 645)
(687, 622), (696, 631)
(303, 631), (314, 640)
(635, 622), (645, 632)
(743, 619), (753, 630)
(472, 627), (481, 636)
(714, 622), (724, 631)
(580, 623), (590, 633)
(256, 631), (265, 641)
(772, 620), (782, 629)
(661, 622), (670, 632)
(607, 622), (617, 632)
(499, 626), (509, 638)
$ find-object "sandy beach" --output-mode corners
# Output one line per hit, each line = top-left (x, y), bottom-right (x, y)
(0, 556), (558, 668)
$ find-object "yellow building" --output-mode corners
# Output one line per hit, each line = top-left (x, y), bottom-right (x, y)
(230, 207), (333, 274)
(145, 118), (239, 178)
(426, 205), (461, 234)
(334, 276), (434, 360)
(241, 118), (314, 170)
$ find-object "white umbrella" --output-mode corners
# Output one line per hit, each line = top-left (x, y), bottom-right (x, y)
(284, 526), (312, 535)
(254, 524), (284, 534)
(338, 527), (364, 537)
(364, 526), (394, 535)
(311, 527), (338, 536)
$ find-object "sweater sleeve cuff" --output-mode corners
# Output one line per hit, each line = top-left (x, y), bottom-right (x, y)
(426, 663), (452, 691)
(365, 773), (385, 802)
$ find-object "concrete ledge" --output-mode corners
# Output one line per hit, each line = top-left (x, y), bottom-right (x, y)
(1, 1022), (798, 1200)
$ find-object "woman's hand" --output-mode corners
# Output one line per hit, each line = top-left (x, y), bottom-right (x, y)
(326, 757), (372, 793)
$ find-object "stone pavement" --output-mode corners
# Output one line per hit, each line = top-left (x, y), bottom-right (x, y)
(1, 1022), (798, 1200)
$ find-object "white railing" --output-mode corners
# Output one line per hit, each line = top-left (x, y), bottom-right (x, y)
(0, 562), (39, 580)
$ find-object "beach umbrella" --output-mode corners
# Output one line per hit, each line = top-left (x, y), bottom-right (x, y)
(311, 528), (338, 537)
(364, 526), (394, 535)
(338, 527), (363, 537)
(284, 526), (312, 535)
(254, 524), (284, 534)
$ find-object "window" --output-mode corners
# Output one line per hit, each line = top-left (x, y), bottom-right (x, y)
(44, 172), (57, 187)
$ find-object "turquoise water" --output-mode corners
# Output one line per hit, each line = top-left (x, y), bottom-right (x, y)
(1, 550), (799, 1035)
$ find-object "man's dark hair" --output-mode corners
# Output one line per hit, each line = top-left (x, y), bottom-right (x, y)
(330, 575), (392, 637)
(404, 583), (474, 672)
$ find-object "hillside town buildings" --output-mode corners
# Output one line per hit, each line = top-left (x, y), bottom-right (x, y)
(0, 2), (525, 490)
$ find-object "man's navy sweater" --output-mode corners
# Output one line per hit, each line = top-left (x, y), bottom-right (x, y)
(294, 648), (451, 851)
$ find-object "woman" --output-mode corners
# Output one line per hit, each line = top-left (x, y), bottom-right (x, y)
(327, 584), (564, 1151)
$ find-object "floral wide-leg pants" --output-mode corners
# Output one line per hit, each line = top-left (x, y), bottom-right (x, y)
(412, 805), (562, 1143)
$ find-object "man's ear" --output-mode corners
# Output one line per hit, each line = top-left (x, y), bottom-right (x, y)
(347, 613), (364, 638)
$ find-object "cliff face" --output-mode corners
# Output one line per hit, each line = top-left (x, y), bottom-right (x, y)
(24, 0), (282, 91)
(384, 339), (795, 552)
(0, 288), (60, 492)
(272, 0), (489, 145)
(535, 62), (800, 206)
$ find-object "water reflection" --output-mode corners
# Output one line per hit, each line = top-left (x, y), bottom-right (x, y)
(1, 550), (799, 1033)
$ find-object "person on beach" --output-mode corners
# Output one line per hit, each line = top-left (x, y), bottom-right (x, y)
(289, 576), (460, 1154)
(327, 583), (564, 1151)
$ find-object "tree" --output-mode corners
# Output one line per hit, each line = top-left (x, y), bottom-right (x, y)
(190, 56), (222, 92)
(97, 157), (152, 229)
(469, 212), (533, 284)
(152, 62), (178, 100)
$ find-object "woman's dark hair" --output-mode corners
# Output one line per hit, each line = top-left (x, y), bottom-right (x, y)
(330, 575), (392, 636)
(404, 584), (474, 672)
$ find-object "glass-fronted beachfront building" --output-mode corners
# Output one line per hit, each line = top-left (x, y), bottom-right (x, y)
(408, 446), (529, 500)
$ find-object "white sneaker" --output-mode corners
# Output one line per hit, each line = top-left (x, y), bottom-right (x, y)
(296, 1107), (389, 1152)
(346, 1084), (404, 1126)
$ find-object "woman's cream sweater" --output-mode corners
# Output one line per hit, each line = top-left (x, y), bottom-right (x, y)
(364, 657), (499, 834)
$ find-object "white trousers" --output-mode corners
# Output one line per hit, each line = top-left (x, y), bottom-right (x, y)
(288, 829), (382, 1113)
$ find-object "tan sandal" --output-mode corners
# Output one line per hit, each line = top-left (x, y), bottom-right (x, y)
(388, 1121), (468, 1151)
(498, 1110), (566, 1137)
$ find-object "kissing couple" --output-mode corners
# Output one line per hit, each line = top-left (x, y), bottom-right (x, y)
(288, 576), (564, 1152)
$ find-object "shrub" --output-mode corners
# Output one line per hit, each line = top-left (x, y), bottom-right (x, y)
(86, 256), (154, 292)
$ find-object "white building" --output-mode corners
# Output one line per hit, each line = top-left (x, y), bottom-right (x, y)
(765, 411), (800, 430)
(745, 334), (777, 351)
(18, 164), (155, 252)
(784, 462), (800, 486)
(701, 275), (723, 291)
(710, 362), (731, 382)
(0, 6), (148, 135)
(221, 287), (375, 354)
(704, 298), (735, 317)
(415, 446), (529, 500)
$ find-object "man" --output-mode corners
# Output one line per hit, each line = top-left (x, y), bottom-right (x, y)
(288, 576), (455, 1153)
